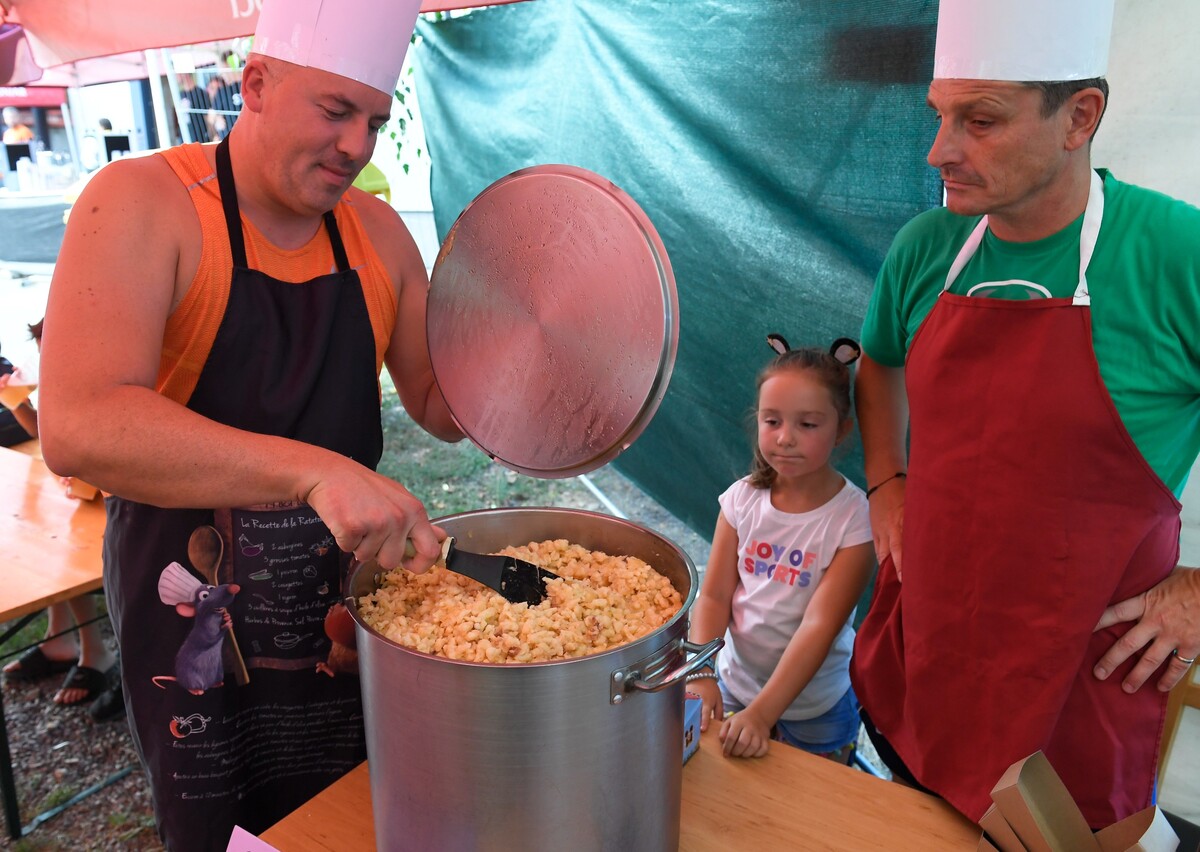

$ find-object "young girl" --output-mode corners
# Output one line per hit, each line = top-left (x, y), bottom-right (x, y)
(688, 335), (873, 760)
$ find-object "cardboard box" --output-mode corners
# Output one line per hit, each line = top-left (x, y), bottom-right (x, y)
(980, 802), (1030, 852)
(990, 751), (1101, 852)
(66, 478), (100, 501)
(683, 692), (702, 764)
(985, 752), (1178, 852)
(1095, 806), (1179, 852)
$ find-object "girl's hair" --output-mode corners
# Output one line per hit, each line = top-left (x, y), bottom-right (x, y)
(28, 319), (43, 343)
(747, 346), (854, 489)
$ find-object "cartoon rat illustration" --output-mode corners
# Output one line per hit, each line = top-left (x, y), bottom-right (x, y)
(153, 561), (241, 695)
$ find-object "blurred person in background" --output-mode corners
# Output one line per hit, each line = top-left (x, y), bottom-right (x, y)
(2, 107), (33, 144)
(2, 106), (34, 143)
(206, 67), (243, 141)
(1, 320), (122, 721)
(176, 73), (212, 143)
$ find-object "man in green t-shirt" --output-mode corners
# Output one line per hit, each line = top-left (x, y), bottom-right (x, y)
(848, 0), (1200, 831)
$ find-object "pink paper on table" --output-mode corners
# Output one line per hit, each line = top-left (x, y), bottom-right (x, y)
(225, 826), (281, 852)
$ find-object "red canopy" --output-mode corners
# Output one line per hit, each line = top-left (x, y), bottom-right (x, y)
(1, 0), (533, 86)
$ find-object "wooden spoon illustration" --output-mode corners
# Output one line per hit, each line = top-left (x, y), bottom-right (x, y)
(188, 525), (250, 686)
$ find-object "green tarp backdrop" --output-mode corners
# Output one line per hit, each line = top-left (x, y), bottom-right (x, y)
(415, 0), (942, 545)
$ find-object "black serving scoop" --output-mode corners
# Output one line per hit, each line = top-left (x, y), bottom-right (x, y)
(405, 537), (559, 605)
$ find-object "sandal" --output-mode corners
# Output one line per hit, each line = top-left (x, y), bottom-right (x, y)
(54, 664), (109, 706)
(3, 646), (75, 682)
(88, 668), (126, 723)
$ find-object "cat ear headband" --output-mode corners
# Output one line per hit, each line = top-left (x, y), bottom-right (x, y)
(766, 333), (861, 366)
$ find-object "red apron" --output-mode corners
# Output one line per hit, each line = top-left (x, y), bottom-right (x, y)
(851, 171), (1180, 827)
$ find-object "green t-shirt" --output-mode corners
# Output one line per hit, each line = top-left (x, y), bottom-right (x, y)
(862, 170), (1200, 496)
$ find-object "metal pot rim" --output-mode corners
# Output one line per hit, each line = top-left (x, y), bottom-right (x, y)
(347, 506), (697, 668)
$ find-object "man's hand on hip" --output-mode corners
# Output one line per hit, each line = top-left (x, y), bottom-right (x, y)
(1093, 566), (1200, 692)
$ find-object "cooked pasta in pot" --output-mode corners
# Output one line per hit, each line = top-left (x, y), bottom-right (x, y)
(357, 539), (682, 663)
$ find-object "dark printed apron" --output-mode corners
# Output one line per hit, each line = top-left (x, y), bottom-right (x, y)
(851, 172), (1180, 827)
(103, 136), (383, 850)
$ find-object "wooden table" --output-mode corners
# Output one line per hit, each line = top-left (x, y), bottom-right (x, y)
(0, 443), (106, 621)
(261, 726), (980, 851)
(0, 444), (108, 837)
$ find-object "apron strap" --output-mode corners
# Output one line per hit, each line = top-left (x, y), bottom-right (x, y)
(1074, 170), (1105, 306)
(216, 136), (248, 269)
(323, 210), (351, 273)
(942, 216), (988, 293)
(942, 169), (1106, 307)
(215, 136), (353, 274)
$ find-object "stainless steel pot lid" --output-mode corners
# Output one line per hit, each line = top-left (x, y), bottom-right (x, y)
(427, 164), (678, 478)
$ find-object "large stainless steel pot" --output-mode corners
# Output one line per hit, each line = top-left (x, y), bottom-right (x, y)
(347, 507), (720, 852)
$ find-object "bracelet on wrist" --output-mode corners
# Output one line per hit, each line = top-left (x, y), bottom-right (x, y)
(685, 671), (719, 683)
(865, 471), (906, 498)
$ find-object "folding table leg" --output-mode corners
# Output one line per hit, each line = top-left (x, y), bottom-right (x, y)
(0, 689), (21, 839)
(0, 612), (40, 840)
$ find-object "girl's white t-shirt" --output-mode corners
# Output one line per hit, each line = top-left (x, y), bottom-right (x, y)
(715, 476), (871, 720)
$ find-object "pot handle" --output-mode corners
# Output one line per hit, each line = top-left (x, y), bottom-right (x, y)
(611, 638), (723, 703)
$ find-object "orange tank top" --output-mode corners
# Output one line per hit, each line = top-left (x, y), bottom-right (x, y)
(155, 143), (397, 404)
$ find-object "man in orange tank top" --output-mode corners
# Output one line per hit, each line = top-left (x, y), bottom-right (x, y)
(37, 0), (463, 848)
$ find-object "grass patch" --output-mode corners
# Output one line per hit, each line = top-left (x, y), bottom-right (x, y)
(377, 377), (596, 519)
(0, 613), (49, 668)
(374, 388), (716, 570)
(39, 785), (78, 810)
(111, 812), (157, 840)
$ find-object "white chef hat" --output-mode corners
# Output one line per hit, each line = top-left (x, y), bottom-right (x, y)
(252, 0), (423, 96)
(934, 0), (1115, 82)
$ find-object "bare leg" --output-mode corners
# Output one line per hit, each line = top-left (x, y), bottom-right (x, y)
(53, 596), (116, 705)
(2, 603), (78, 675)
